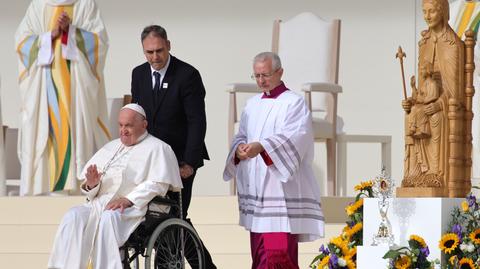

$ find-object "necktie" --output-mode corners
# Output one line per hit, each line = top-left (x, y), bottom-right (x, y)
(153, 71), (161, 92)
(153, 71), (161, 106)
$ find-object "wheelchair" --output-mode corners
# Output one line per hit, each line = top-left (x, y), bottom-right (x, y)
(120, 192), (205, 269)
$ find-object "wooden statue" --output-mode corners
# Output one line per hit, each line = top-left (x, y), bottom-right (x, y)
(398, 0), (475, 198)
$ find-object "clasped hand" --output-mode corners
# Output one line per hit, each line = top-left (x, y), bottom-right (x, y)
(52, 11), (71, 39)
(179, 163), (194, 179)
(236, 142), (264, 160)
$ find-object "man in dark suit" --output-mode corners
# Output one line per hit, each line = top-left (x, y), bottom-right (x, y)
(131, 25), (216, 269)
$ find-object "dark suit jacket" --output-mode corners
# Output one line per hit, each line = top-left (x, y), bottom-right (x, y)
(131, 56), (209, 168)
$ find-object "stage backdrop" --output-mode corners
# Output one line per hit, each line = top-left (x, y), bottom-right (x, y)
(0, 0), (421, 196)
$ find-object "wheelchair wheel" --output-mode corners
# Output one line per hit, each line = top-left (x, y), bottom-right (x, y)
(145, 218), (205, 269)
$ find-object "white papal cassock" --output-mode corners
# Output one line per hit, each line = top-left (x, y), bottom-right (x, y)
(223, 86), (324, 242)
(48, 132), (182, 269)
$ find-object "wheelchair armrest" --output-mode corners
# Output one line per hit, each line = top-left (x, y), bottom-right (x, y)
(150, 196), (178, 207)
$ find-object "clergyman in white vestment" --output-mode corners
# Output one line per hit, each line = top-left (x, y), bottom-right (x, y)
(48, 104), (182, 269)
(223, 52), (324, 269)
(15, 0), (111, 195)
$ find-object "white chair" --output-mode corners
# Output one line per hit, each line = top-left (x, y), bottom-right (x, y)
(107, 97), (124, 139)
(228, 12), (391, 196)
(228, 12), (342, 195)
(276, 12), (343, 196)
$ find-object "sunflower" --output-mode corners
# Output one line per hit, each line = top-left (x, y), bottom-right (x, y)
(409, 234), (427, 248)
(317, 255), (329, 269)
(345, 256), (356, 269)
(346, 199), (364, 216)
(458, 257), (475, 269)
(439, 233), (460, 254)
(469, 228), (480, 245)
(345, 246), (357, 262)
(346, 222), (363, 239)
(354, 180), (373, 191)
(394, 255), (411, 269)
(330, 236), (349, 256)
(449, 255), (457, 265)
(342, 225), (351, 238)
(461, 201), (470, 212)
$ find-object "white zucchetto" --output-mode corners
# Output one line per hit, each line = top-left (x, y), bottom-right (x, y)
(121, 103), (146, 119)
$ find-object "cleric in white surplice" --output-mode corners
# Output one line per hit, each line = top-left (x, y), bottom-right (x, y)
(48, 104), (182, 269)
(223, 52), (324, 268)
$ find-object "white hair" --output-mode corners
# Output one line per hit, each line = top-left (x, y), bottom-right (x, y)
(253, 52), (282, 70)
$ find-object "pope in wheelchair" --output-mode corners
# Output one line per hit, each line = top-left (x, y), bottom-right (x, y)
(48, 103), (186, 269)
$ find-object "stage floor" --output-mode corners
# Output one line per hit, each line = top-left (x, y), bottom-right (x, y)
(0, 195), (352, 268)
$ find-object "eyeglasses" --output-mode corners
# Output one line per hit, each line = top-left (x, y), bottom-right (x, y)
(251, 69), (279, 80)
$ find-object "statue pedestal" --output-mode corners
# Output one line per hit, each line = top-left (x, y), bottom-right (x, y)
(357, 197), (462, 268)
(396, 187), (447, 197)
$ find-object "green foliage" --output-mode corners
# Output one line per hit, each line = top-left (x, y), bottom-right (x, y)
(309, 180), (375, 269)
(439, 194), (480, 268)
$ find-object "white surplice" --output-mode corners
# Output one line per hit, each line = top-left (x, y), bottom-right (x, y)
(48, 133), (182, 269)
(223, 90), (324, 242)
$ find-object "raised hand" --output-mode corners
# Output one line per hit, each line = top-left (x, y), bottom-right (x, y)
(410, 75), (416, 89)
(85, 164), (102, 189)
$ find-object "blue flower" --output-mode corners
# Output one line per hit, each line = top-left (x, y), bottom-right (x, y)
(420, 246), (430, 257)
(319, 244), (330, 255)
(452, 224), (463, 240)
(329, 253), (338, 268)
(467, 194), (477, 208)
